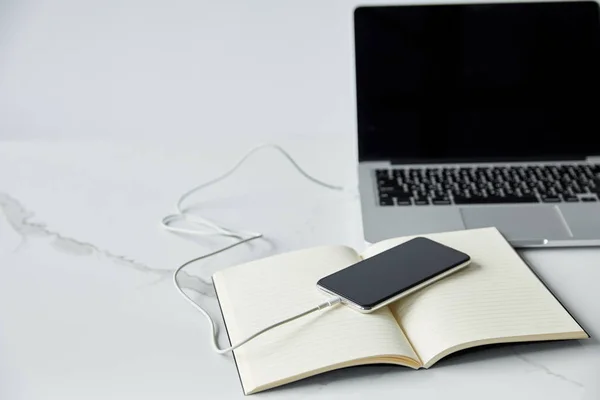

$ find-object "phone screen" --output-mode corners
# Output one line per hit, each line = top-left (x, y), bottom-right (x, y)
(317, 237), (470, 310)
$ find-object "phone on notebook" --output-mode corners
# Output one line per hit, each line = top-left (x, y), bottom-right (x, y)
(316, 237), (471, 313)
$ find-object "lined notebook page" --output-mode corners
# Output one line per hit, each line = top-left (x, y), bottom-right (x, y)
(361, 228), (587, 368)
(213, 245), (418, 394)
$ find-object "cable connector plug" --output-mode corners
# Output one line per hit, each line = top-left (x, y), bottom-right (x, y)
(316, 297), (342, 310)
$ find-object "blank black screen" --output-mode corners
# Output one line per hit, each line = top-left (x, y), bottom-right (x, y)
(317, 237), (470, 309)
(355, 2), (600, 162)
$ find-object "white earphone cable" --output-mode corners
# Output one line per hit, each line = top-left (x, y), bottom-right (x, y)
(161, 143), (344, 238)
(164, 144), (346, 354)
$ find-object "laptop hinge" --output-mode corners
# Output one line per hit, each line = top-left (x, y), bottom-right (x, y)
(586, 155), (600, 163)
(391, 155), (587, 165)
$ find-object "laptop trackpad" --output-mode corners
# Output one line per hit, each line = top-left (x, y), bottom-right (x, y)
(460, 205), (572, 241)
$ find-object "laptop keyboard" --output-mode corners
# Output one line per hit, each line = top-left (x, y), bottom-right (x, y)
(376, 164), (600, 206)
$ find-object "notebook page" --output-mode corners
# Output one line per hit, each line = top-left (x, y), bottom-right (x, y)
(213, 245), (419, 394)
(361, 228), (587, 367)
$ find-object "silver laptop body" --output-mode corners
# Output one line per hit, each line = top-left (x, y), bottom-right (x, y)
(355, 2), (600, 248)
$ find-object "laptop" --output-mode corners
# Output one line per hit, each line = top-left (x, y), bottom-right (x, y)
(355, 1), (600, 248)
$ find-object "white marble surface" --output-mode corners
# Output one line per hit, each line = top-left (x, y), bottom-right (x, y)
(0, 0), (361, 141)
(0, 138), (599, 400)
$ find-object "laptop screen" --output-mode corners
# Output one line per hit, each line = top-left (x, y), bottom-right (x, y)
(355, 2), (600, 163)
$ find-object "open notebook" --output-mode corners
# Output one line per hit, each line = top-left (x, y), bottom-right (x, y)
(213, 227), (588, 395)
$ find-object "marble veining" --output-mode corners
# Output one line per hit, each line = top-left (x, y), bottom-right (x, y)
(0, 191), (215, 297)
(1, 176), (598, 398)
(512, 350), (584, 389)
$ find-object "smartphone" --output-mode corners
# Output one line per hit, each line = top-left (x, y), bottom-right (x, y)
(316, 237), (471, 313)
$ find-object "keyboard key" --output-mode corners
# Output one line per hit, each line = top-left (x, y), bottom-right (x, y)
(378, 179), (395, 188)
(379, 197), (394, 206)
(541, 196), (561, 203)
(564, 196), (579, 202)
(393, 194), (412, 203)
(432, 199), (451, 205)
(376, 169), (389, 179)
(453, 195), (538, 204)
(414, 199), (429, 205)
(379, 192), (392, 200)
(581, 197), (598, 202)
(380, 189), (409, 199)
